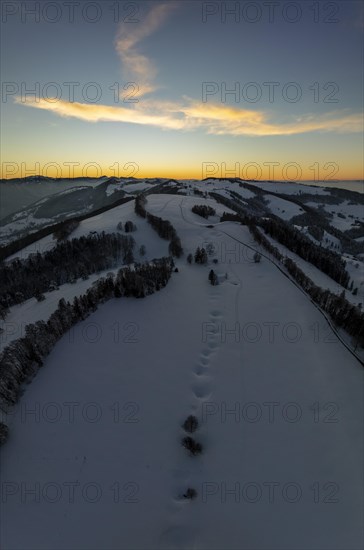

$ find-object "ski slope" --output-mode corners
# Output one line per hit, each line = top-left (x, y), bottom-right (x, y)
(1, 194), (363, 550)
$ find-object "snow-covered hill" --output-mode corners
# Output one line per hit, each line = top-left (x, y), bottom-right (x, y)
(1, 192), (363, 550)
(0, 177), (110, 220)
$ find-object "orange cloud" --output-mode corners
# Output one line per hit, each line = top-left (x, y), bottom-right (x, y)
(13, 2), (363, 138)
(14, 97), (186, 129)
(15, 96), (363, 137)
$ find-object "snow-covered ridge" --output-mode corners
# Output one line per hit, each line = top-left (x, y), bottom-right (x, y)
(1, 191), (363, 549)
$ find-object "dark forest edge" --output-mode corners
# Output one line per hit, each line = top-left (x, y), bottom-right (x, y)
(215, 192), (351, 287)
(0, 232), (136, 314)
(135, 194), (183, 257)
(249, 225), (364, 350)
(215, 197), (363, 350)
(0, 257), (175, 443)
(0, 196), (134, 262)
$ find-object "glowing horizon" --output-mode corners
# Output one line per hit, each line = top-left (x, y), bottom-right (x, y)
(2, 1), (363, 182)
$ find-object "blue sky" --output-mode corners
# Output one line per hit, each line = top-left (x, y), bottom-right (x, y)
(1, 0), (363, 179)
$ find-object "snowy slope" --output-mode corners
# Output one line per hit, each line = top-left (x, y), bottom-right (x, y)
(2, 178), (363, 255)
(1, 194), (363, 550)
(265, 195), (304, 220)
(244, 180), (331, 196)
(0, 178), (109, 220)
(259, 230), (363, 307)
(5, 198), (166, 262)
(0, 181), (128, 246)
(0, 200), (170, 349)
(305, 200), (363, 231)
(297, 227), (342, 252)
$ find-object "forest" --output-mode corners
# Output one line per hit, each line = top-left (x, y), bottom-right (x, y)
(0, 257), (174, 415)
(191, 204), (216, 219)
(259, 217), (350, 288)
(0, 232), (135, 311)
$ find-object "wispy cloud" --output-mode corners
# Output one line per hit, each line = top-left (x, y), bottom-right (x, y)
(180, 102), (363, 136)
(13, 1), (363, 138)
(14, 97), (185, 130)
(15, 96), (363, 136)
(115, 1), (179, 96)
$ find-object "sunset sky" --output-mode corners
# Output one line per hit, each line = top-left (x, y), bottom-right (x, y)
(1, 0), (363, 180)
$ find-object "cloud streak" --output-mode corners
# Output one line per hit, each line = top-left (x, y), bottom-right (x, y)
(115, 2), (179, 96)
(13, 1), (363, 138)
(15, 96), (363, 136)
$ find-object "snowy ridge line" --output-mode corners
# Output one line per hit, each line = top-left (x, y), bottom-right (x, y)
(0, 196), (134, 261)
(210, 186), (363, 262)
(219, 228), (364, 368)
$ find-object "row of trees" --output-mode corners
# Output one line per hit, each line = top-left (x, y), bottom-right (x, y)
(249, 225), (284, 262)
(217, 193), (352, 289)
(53, 220), (80, 241)
(0, 198), (134, 262)
(0, 232), (135, 310)
(250, 225), (364, 349)
(211, 193), (253, 224)
(134, 195), (183, 257)
(191, 204), (216, 219)
(307, 225), (325, 242)
(0, 258), (174, 412)
(134, 194), (147, 218)
(284, 258), (364, 348)
(220, 211), (242, 223)
(260, 217), (350, 288)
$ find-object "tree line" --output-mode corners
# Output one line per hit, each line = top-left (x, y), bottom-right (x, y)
(0, 197), (134, 262)
(135, 195), (183, 257)
(259, 217), (350, 288)
(249, 225), (364, 349)
(53, 220), (80, 241)
(0, 258), (174, 415)
(191, 204), (216, 219)
(216, 191), (350, 289)
(0, 232), (135, 310)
